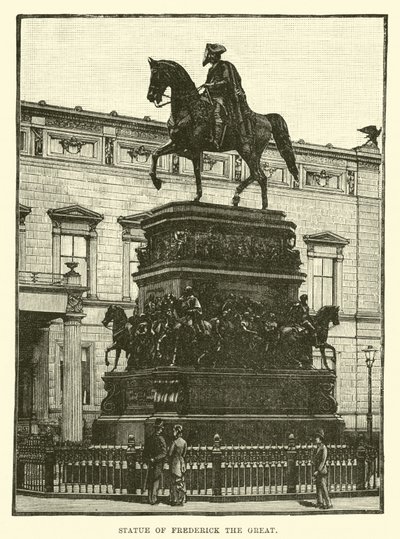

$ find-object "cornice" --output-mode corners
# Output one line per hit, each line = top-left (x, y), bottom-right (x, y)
(21, 101), (381, 165)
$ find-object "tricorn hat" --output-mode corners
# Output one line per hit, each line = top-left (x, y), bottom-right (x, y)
(203, 43), (227, 66)
(154, 418), (164, 428)
(315, 428), (325, 440)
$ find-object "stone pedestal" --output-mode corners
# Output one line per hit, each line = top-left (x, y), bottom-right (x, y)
(93, 202), (344, 446)
(133, 202), (305, 312)
(92, 367), (344, 445)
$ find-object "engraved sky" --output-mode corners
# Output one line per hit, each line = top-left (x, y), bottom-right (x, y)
(20, 16), (384, 149)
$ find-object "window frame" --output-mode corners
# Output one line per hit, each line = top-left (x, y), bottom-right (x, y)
(54, 340), (95, 411)
(303, 231), (349, 313)
(48, 205), (103, 298)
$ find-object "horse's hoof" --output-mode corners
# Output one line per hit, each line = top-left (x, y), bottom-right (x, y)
(193, 194), (202, 203)
(150, 173), (162, 190)
(232, 194), (240, 207)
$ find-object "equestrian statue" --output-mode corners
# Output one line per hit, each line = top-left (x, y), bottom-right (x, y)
(146, 44), (299, 209)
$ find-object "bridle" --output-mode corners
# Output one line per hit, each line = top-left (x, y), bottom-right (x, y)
(151, 84), (208, 108)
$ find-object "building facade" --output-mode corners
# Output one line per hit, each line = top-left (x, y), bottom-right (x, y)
(18, 101), (382, 442)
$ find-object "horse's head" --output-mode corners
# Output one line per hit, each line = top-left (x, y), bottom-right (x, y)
(102, 305), (126, 327)
(147, 58), (170, 105)
(315, 305), (340, 327)
(102, 304), (116, 327)
(331, 305), (340, 326)
(147, 58), (197, 106)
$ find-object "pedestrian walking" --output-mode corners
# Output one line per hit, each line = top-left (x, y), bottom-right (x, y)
(168, 424), (187, 506)
(313, 428), (333, 509)
(143, 418), (167, 504)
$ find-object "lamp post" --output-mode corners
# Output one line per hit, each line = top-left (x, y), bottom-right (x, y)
(362, 345), (378, 445)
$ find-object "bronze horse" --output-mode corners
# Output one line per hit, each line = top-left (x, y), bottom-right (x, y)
(279, 305), (340, 370)
(102, 305), (132, 371)
(147, 58), (299, 209)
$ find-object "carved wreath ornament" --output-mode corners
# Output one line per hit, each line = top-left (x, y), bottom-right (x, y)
(60, 136), (87, 154)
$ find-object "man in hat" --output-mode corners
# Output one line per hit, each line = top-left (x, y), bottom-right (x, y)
(288, 294), (316, 338)
(313, 429), (333, 509)
(178, 286), (205, 335)
(202, 43), (253, 153)
(143, 418), (167, 504)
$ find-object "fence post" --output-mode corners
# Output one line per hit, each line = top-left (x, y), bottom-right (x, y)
(356, 441), (367, 491)
(212, 434), (222, 497)
(16, 452), (25, 489)
(286, 433), (297, 494)
(44, 447), (55, 492)
(126, 435), (137, 495)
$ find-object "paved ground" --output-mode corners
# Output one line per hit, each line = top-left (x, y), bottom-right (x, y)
(15, 495), (380, 515)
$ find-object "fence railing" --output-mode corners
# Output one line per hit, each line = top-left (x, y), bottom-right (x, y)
(19, 271), (71, 286)
(16, 434), (379, 498)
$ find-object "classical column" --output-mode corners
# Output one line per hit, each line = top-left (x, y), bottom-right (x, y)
(62, 292), (86, 442)
(30, 348), (39, 434)
(34, 324), (50, 421)
(87, 228), (98, 299)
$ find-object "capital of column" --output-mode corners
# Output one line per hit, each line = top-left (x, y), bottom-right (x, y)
(63, 312), (86, 325)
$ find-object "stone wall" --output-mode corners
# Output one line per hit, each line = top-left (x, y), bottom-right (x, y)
(19, 102), (382, 435)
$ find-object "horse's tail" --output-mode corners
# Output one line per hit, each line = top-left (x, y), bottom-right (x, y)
(265, 113), (299, 185)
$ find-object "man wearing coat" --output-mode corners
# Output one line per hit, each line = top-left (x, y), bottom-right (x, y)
(202, 43), (253, 153)
(313, 428), (333, 509)
(143, 418), (167, 504)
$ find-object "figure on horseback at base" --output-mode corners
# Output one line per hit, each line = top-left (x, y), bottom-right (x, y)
(288, 294), (318, 343)
(202, 43), (253, 154)
(177, 286), (205, 337)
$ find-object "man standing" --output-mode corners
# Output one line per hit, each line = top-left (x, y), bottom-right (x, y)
(202, 43), (253, 153)
(143, 418), (167, 504)
(168, 424), (187, 506)
(313, 429), (333, 509)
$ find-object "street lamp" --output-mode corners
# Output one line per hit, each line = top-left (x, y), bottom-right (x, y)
(362, 345), (378, 445)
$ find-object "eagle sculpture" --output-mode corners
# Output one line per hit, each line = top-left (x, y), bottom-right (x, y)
(358, 125), (382, 146)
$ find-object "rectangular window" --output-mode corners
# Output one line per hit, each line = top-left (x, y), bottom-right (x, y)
(313, 257), (334, 310)
(81, 347), (91, 405)
(20, 131), (27, 152)
(129, 241), (140, 300)
(59, 346), (91, 406)
(61, 234), (87, 286)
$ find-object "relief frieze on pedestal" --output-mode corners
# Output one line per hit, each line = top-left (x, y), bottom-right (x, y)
(137, 226), (301, 274)
(100, 369), (338, 418)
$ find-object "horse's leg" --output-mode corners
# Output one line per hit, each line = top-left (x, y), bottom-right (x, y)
(322, 343), (337, 371)
(149, 140), (176, 190)
(191, 152), (203, 202)
(233, 153), (267, 209)
(112, 348), (121, 372)
(233, 171), (255, 206)
(105, 342), (117, 368)
(258, 178), (268, 210)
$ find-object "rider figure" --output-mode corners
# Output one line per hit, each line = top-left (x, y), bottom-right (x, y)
(202, 43), (253, 153)
(178, 286), (205, 335)
(289, 294), (316, 339)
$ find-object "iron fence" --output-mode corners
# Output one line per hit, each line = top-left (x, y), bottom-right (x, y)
(16, 434), (379, 499)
